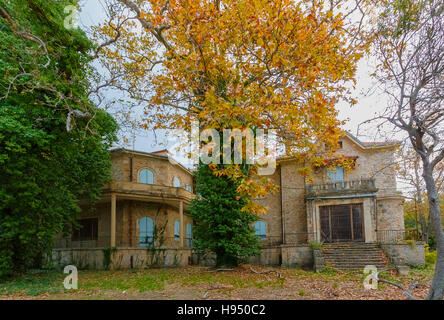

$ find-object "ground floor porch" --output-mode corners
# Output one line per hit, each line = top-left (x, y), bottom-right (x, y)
(55, 190), (194, 251)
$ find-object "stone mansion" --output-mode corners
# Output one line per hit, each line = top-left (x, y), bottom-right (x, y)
(53, 132), (418, 270)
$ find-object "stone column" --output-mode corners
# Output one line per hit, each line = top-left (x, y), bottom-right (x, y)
(179, 200), (184, 247)
(111, 193), (116, 247)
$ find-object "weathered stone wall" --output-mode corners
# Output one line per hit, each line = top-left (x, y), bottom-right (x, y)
(52, 248), (105, 269)
(69, 148), (195, 249)
(380, 243), (425, 267)
(248, 248), (281, 266)
(191, 252), (217, 267)
(192, 246), (312, 268)
(253, 168), (283, 244)
(377, 198), (405, 232)
(52, 248), (192, 270)
(111, 151), (193, 188)
(280, 161), (308, 243)
(333, 136), (398, 195)
(281, 245), (313, 268)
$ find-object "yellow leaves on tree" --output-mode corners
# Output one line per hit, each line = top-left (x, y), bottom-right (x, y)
(95, 0), (370, 213)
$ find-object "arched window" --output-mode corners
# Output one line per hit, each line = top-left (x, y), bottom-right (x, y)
(254, 221), (266, 240)
(139, 169), (154, 184)
(186, 224), (192, 247)
(174, 220), (180, 241)
(139, 217), (154, 247)
(173, 176), (181, 188)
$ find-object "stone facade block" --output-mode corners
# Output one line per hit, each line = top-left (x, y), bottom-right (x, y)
(381, 243), (425, 267)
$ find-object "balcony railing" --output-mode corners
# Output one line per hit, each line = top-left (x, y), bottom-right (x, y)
(54, 236), (193, 249)
(306, 179), (377, 198)
(376, 230), (420, 244)
(258, 232), (316, 247)
(103, 181), (195, 202)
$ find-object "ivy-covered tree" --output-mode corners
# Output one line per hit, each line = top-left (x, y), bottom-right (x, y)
(0, 0), (118, 276)
(190, 164), (261, 267)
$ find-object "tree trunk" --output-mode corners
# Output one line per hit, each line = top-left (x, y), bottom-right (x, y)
(420, 211), (428, 242)
(414, 164), (429, 242)
(423, 165), (444, 300)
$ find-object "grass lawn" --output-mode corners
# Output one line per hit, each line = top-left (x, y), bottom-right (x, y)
(0, 264), (435, 300)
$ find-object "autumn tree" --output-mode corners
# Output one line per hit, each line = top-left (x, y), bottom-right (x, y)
(92, 0), (372, 209)
(372, 0), (444, 300)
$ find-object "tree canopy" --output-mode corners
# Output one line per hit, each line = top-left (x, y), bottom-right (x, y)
(0, 0), (118, 276)
(93, 0), (372, 212)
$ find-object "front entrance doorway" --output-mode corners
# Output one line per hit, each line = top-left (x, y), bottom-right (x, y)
(320, 204), (364, 242)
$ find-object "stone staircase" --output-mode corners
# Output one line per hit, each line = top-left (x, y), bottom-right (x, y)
(322, 242), (389, 270)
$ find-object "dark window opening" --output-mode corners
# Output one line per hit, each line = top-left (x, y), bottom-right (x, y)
(320, 204), (364, 242)
(72, 218), (98, 241)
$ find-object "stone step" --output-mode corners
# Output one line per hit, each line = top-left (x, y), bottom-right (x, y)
(325, 260), (386, 264)
(327, 262), (387, 266)
(324, 252), (384, 255)
(325, 260), (387, 264)
(324, 246), (381, 249)
(321, 242), (389, 270)
(325, 261), (386, 266)
(324, 254), (387, 259)
(324, 253), (385, 257)
(324, 256), (386, 260)
(324, 255), (385, 260)
(327, 263), (387, 267)
(325, 250), (382, 252)
(323, 248), (381, 252)
(326, 266), (386, 270)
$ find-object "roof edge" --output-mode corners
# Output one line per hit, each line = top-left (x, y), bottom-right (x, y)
(110, 148), (193, 175)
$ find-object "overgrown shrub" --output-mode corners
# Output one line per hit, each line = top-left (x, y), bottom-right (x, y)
(425, 244), (437, 265)
(190, 164), (261, 267)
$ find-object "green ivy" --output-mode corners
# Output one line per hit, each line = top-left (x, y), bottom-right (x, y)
(0, 0), (118, 277)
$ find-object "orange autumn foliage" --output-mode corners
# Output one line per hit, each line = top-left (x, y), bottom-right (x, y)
(95, 0), (371, 213)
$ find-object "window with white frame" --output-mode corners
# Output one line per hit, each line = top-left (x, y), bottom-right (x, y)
(185, 184), (192, 192)
(173, 176), (181, 188)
